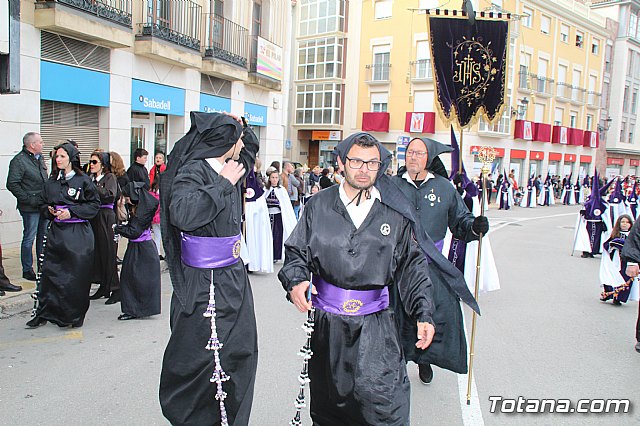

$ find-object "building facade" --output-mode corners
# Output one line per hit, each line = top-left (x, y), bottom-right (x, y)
(0, 0), (291, 245)
(341, 0), (607, 187)
(592, 0), (640, 178)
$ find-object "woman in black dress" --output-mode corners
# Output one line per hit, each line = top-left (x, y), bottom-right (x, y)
(88, 151), (120, 304)
(27, 143), (99, 328)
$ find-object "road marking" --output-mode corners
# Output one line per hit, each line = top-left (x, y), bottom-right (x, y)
(0, 330), (83, 349)
(459, 308), (485, 426)
(490, 212), (577, 233)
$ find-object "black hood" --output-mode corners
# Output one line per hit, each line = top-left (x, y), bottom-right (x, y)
(407, 137), (453, 170)
(54, 142), (81, 170)
(332, 132), (392, 181)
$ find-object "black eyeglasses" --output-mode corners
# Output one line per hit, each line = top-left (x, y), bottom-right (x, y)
(345, 156), (382, 171)
(90, 160), (100, 165)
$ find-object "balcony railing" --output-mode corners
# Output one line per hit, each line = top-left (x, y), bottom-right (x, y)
(138, 0), (201, 51)
(518, 70), (530, 90)
(556, 82), (571, 99)
(571, 86), (585, 103)
(37, 0), (132, 27)
(587, 91), (601, 107)
(203, 13), (248, 68)
(410, 59), (432, 80)
(527, 73), (554, 96)
(365, 63), (391, 82)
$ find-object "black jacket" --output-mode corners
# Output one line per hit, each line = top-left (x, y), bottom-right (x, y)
(126, 162), (150, 189)
(6, 148), (48, 212)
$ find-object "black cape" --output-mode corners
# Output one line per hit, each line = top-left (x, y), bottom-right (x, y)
(159, 112), (260, 426)
(114, 186), (161, 318)
(34, 171), (100, 326)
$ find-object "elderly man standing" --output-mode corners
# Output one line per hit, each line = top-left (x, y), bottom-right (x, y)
(6, 132), (48, 282)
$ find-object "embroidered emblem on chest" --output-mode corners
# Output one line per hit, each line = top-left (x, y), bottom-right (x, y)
(68, 188), (77, 197)
(246, 188), (255, 198)
(424, 188), (441, 207)
(380, 223), (391, 236)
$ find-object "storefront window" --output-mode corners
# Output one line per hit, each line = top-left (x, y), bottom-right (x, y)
(155, 114), (167, 155)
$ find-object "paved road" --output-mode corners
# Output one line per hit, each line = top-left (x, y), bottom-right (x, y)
(1, 204), (638, 425)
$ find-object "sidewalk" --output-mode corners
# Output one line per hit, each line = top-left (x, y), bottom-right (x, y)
(0, 246), (37, 317)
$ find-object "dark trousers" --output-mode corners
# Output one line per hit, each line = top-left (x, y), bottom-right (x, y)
(19, 210), (48, 273)
(636, 301), (640, 342)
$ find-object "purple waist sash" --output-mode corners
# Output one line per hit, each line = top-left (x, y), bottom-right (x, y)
(53, 205), (87, 223)
(311, 276), (389, 316)
(433, 239), (444, 252)
(100, 204), (114, 209)
(181, 233), (241, 269)
(130, 229), (152, 243)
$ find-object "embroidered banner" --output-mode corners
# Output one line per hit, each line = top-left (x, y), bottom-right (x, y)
(428, 17), (509, 128)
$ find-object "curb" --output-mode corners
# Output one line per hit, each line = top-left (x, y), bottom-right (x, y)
(0, 291), (34, 318)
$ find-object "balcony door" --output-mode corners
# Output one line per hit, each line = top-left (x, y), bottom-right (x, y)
(251, 0), (262, 62)
(208, 0), (224, 48)
(147, 0), (171, 28)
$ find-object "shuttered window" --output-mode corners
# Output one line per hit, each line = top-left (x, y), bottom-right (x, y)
(40, 100), (100, 164)
(41, 31), (110, 72)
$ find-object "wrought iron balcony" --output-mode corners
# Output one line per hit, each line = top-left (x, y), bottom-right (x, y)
(410, 59), (433, 80)
(365, 63), (391, 83)
(556, 82), (572, 100)
(527, 73), (554, 96)
(36, 0), (132, 27)
(138, 0), (201, 51)
(203, 14), (248, 68)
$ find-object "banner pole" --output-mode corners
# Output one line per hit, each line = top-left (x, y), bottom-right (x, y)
(458, 128), (464, 175)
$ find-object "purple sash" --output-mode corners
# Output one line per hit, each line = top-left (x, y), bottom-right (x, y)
(311, 276), (389, 316)
(100, 204), (114, 209)
(181, 233), (241, 269)
(53, 205), (87, 223)
(130, 229), (152, 243)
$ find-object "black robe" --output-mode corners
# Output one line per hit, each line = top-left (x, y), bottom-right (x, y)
(160, 132), (259, 425)
(34, 172), (100, 326)
(278, 187), (434, 426)
(114, 191), (161, 318)
(90, 172), (119, 293)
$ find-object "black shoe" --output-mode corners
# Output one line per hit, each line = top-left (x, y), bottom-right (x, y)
(22, 271), (36, 281)
(105, 291), (121, 305)
(0, 289), (5, 296)
(118, 313), (137, 321)
(0, 282), (22, 292)
(635, 342), (640, 353)
(72, 319), (84, 328)
(418, 364), (434, 385)
(26, 317), (47, 328)
(89, 289), (108, 300)
(613, 299), (622, 306)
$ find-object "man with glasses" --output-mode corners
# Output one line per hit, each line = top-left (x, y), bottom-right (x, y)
(6, 132), (49, 283)
(279, 132), (436, 424)
(392, 137), (489, 385)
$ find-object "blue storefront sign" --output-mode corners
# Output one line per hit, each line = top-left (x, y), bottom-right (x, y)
(199, 93), (231, 113)
(131, 79), (185, 116)
(40, 61), (110, 106)
(244, 102), (267, 127)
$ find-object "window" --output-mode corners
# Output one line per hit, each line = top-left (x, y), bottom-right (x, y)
(557, 64), (568, 97)
(295, 83), (342, 125)
(478, 96), (511, 134)
(605, 44), (613, 73)
(522, 7), (533, 28)
(537, 58), (549, 92)
(534, 103), (545, 122)
(554, 107), (563, 126)
(374, 0), (392, 20)
(629, 13), (638, 38)
(372, 46), (390, 81)
(629, 50), (637, 77)
(575, 31), (584, 48)
(541, 15), (551, 35)
(630, 124), (635, 144)
(588, 75), (597, 104)
(591, 38), (599, 55)
(587, 114), (593, 130)
(371, 92), (388, 112)
(569, 112), (577, 128)
(621, 121), (627, 143)
(519, 64), (529, 89)
(297, 37), (344, 80)
(415, 40), (431, 79)
(299, 0), (346, 37)
(601, 81), (610, 108)
(624, 86), (630, 113)
(633, 90), (638, 114)
(413, 90), (434, 111)
(560, 24), (569, 43)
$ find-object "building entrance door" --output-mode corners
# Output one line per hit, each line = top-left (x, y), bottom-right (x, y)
(131, 119), (155, 172)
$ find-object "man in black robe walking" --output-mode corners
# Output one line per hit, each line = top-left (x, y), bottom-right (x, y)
(620, 221), (640, 354)
(279, 133), (436, 425)
(391, 136), (489, 385)
(159, 112), (259, 425)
